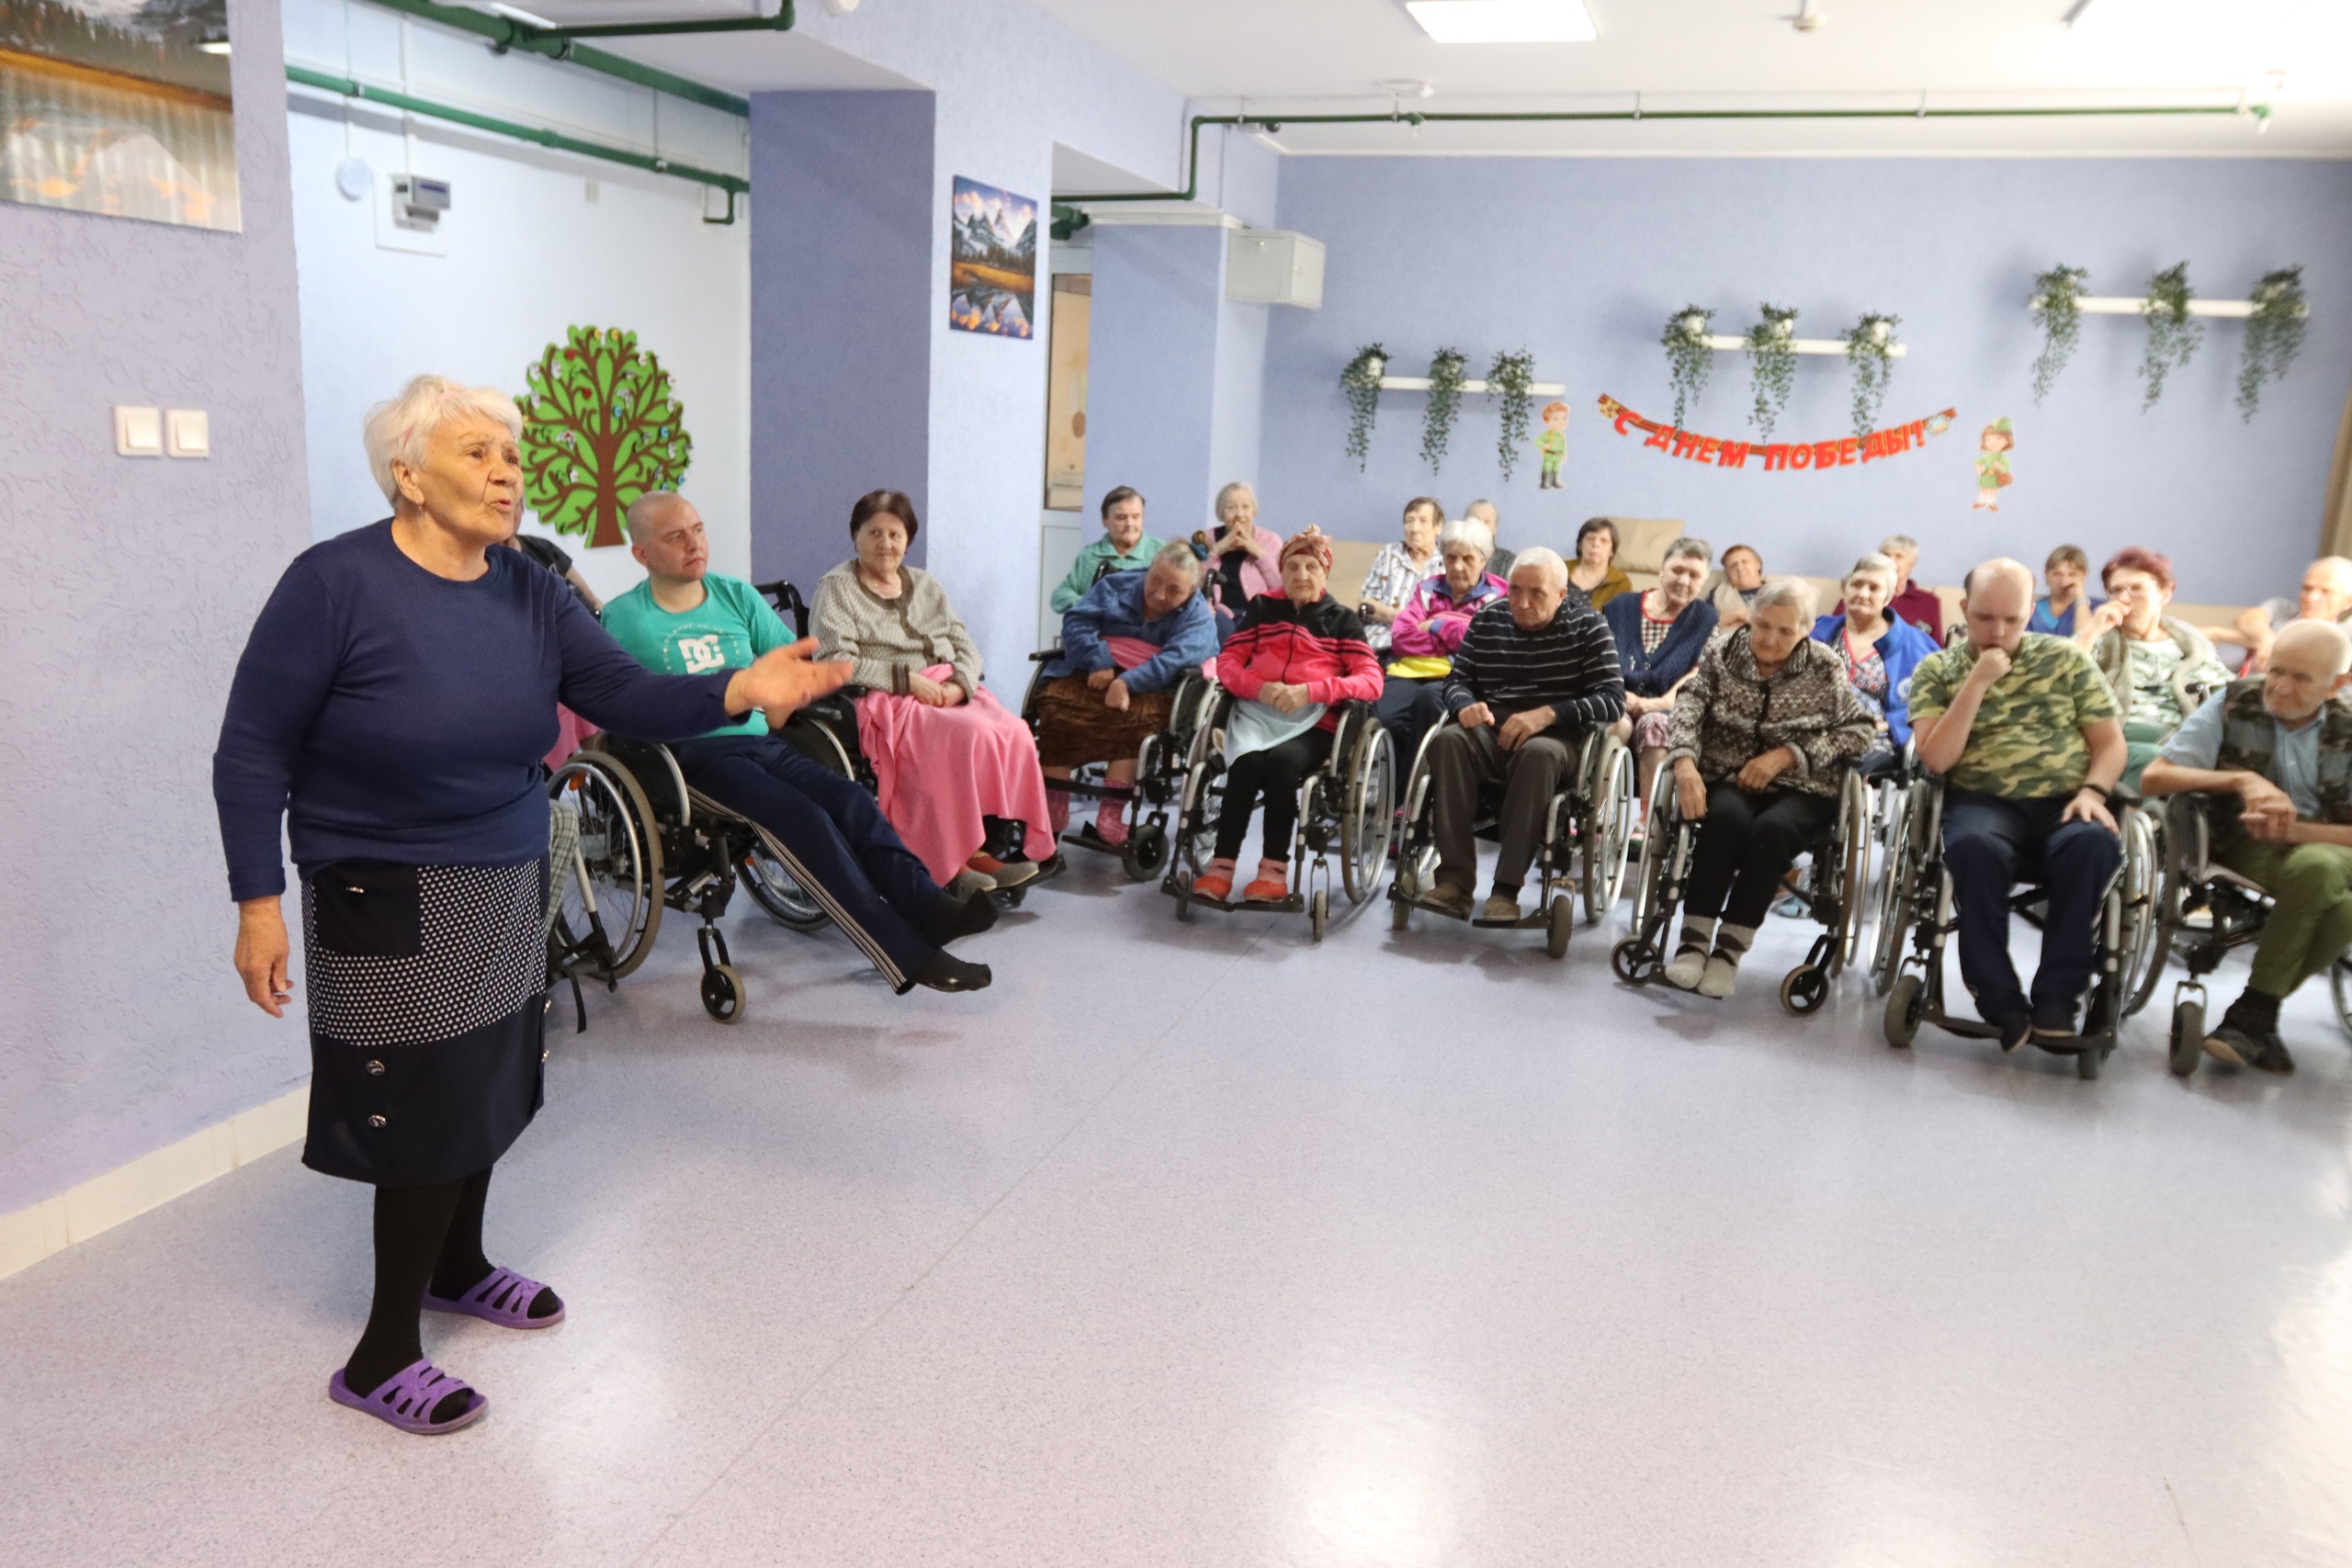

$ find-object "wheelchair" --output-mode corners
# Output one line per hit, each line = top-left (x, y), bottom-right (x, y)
(1019, 653), (1220, 883)
(1162, 693), (1395, 941)
(1387, 720), (1635, 957)
(1870, 773), (2161, 1077)
(1608, 765), (1874, 1012)
(2147, 792), (2352, 1076)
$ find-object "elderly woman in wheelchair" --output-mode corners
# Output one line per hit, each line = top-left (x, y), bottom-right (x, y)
(1632, 579), (1877, 999)
(1176, 528), (1389, 932)
(2141, 619), (2352, 1077)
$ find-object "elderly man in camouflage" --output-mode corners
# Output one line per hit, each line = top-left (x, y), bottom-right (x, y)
(2143, 620), (2352, 1075)
(1908, 558), (2127, 1053)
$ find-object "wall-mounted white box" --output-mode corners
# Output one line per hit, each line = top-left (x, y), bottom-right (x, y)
(165, 409), (210, 458)
(114, 405), (163, 457)
(1226, 229), (1325, 309)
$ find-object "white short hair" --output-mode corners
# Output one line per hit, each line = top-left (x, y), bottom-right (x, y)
(363, 375), (523, 504)
(2274, 617), (2352, 676)
(1663, 536), (1713, 568)
(1880, 534), (1920, 557)
(1751, 576), (1819, 621)
(1214, 480), (1256, 516)
(1847, 551), (1897, 586)
(1437, 517), (1495, 558)
(1510, 546), (1569, 588)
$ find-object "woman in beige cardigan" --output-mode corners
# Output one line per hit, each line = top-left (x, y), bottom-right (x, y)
(813, 491), (1058, 892)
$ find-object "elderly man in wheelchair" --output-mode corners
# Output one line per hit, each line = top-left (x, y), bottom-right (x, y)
(597, 491), (999, 995)
(2140, 619), (2352, 1076)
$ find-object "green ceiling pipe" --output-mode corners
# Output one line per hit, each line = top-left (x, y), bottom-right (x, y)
(352, 0), (751, 118)
(1062, 103), (2270, 206)
(533, 2), (795, 41)
(287, 63), (748, 223)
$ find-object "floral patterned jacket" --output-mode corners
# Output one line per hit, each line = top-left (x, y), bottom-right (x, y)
(1663, 627), (1877, 796)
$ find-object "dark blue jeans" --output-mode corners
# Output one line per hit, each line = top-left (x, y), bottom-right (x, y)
(671, 733), (944, 990)
(1941, 788), (2120, 1021)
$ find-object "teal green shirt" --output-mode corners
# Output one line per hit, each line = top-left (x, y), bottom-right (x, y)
(601, 573), (792, 738)
(1049, 533), (1168, 613)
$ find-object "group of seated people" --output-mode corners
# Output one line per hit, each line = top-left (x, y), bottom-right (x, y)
(572, 474), (2352, 1078)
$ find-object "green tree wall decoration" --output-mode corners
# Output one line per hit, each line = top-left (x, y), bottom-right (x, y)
(520, 325), (693, 549)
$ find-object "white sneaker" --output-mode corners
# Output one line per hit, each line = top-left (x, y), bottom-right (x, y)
(1664, 948), (1709, 990)
(1697, 954), (1741, 998)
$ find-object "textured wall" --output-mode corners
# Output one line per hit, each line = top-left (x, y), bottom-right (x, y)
(1085, 224), (1225, 542)
(0, 0), (313, 1213)
(1260, 156), (2352, 597)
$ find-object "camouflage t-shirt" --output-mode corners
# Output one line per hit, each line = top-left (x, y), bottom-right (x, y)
(1907, 633), (2120, 798)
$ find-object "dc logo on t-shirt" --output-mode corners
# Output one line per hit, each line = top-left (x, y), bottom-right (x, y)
(678, 634), (729, 674)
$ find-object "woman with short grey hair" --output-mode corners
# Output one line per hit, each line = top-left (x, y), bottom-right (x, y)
(1376, 514), (1505, 757)
(215, 374), (847, 1435)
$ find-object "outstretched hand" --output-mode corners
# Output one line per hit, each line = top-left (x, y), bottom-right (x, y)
(727, 637), (854, 728)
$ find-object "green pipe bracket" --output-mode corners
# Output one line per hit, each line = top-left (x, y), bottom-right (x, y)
(286, 63), (749, 224)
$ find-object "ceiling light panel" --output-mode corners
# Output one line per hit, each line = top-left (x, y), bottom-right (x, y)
(1405, 1), (1599, 44)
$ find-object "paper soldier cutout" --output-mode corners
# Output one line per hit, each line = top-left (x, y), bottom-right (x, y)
(1536, 400), (1569, 490)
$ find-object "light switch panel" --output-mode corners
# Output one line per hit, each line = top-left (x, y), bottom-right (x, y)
(166, 409), (210, 458)
(114, 405), (163, 457)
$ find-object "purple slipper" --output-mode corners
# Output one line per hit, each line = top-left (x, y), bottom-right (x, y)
(328, 1359), (486, 1435)
(423, 1265), (566, 1329)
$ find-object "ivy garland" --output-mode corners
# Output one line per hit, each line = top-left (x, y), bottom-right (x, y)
(2237, 266), (2307, 422)
(1340, 344), (1388, 470)
(2029, 265), (2089, 404)
(1661, 305), (1713, 431)
(1744, 303), (1800, 439)
(2139, 262), (2202, 412)
(1843, 313), (1901, 439)
(1487, 349), (1535, 481)
(1421, 346), (1467, 471)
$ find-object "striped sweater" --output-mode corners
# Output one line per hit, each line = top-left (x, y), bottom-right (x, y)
(1442, 598), (1626, 736)
(1217, 592), (1385, 732)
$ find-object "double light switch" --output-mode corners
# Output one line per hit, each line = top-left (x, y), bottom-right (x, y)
(115, 406), (210, 458)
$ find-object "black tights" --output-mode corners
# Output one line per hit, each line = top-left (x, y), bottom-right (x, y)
(1214, 729), (1332, 863)
(346, 1166), (520, 1419)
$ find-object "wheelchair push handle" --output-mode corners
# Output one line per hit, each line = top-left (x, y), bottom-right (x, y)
(754, 580), (812, 640)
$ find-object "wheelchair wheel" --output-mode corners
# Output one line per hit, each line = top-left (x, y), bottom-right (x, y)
(1546, 893), (1574, 959)
(1310, 887), (1329, 942)
(1581, 736), (1636, 924)
(1780, 964), (1830, 1016)
(700, 964), (746, 1023)
(2076, 1044), (2106, 1080)
(1339, 721), (1396, 906)
(2169, 995), (2205, 1077)
(548, 755), (663, 980)
(1121, 819), (1170, 882)
(1611, 936), (1661, 986)
(740, 838), (831, 933)
(2117, 807), (2165, 1019)
(2333, 960), (2352, 1043)
(1870, 799), (1915, 997)
(1883, 972), (1924, 1048)
(1832, 770), (1873, 970)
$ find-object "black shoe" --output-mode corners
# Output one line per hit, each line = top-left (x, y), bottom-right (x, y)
(922, 887), (1000, 946)
(913, 952), (992, 992)
(2030, 1001), (2079, 1041)
(1996, 1010), (2032, 1054)
(2204, 1022), (2295, 1076)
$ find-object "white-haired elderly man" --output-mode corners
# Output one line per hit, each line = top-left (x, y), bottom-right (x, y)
(2143, 618), (2352, 1075)
(1420, 547), (1626, 924)
(601, 491), (999, 996)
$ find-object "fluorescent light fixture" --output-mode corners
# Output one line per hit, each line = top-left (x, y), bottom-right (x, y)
(1406, 1), (1598, 44)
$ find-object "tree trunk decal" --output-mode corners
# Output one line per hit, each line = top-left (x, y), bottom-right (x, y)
(519, 325), (693, 549)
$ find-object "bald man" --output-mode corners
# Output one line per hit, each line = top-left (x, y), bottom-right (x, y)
(2203, 556), (2352, 671)
(2143, 619), (2352, 1074)
(1907, 558), (2126, 1051)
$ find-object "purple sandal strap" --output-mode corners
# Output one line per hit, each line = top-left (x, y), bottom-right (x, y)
(329, 1359), (485, 1435)
(423, 1265), (563, 1328)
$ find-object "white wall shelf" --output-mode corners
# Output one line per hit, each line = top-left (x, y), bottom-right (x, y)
(1696, 334), (1905, 357)
(2029, 294), (2303, 320)
(1379, 376), (1568, 394)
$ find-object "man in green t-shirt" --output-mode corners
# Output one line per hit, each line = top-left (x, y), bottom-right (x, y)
(602, 492), (997, 993)
(1908, 558), (2127, 1051)
(1047, 486), (1165, 613)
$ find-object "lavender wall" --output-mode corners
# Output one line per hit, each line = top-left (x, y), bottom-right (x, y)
(1261, 156), (2352, 601)
(1086, 224), (1226, 538)
(0, 0), (312, 1212)
(750, 91), (938, 596)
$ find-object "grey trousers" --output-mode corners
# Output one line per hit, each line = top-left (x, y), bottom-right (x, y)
(1430, 724), (1577, 894)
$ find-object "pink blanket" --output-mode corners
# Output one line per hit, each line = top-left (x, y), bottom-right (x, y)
(856, 667), (1057, 882)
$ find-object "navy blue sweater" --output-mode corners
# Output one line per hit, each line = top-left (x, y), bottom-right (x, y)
(1601, 590), (1718, 698)
(213, 521), (735, 901)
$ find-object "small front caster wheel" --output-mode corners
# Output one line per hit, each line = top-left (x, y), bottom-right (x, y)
(701, 964), (746, 1024)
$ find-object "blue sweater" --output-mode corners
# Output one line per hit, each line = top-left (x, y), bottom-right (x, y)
(1043, 570), (1218, 694)
(1601, 591), (1718, 697)
(213, 521), (735, 901)
(1812, 611), (1938, 745)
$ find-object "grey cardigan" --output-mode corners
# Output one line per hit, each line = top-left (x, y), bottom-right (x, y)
(1663, 628), (1877, 797)
(812, 560), (984, 697)
(2088, 615), (2232, 726)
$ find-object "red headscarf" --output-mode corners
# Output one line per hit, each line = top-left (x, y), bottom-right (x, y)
(1279, 526), (1334, 571)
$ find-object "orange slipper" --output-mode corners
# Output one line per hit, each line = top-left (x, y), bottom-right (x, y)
(1242, 862), (1289, 904)
(1192, 857), (1238, 901)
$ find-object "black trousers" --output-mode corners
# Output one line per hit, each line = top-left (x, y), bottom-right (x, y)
(1216, 729), (1332, 863)
(1685, 783), (1838, 928)
(1374, 677), (1448, 765)
(1942, 788), (2120, 1018)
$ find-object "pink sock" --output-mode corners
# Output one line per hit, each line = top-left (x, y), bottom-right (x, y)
(1095, 796), (1128, 847)
(1048, 791), (1069, 839)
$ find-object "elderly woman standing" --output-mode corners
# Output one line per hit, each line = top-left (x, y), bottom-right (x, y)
(814, 490), (1059, 890)
(1375, 516), (1505, 760)
(1193, 528), (1385, 905)
(214, 377), (846, 1435)
(1359, 496), (1444, 654)
(1660, 580), (1877, 997)
(1812, 552), (1939, 751)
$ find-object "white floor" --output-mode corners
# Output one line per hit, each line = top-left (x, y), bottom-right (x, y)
(6, 851), (2352, 1567)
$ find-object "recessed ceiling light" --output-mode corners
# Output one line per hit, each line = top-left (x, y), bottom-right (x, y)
(1406, 1), (1599, 44)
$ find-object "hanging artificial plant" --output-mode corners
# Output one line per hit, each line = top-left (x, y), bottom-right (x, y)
(1744, 303), (1799, 439)
(1487, 349), (1535, 481)
(2237, 266), (2307, 421)
(1340, 344), (1387, 470)
(1661, 305), (1714, 431)
(2029, 265), (2089, 404)
(1421, 346), (1467, 471)
(1843, 313), (1901, 439)
(2138, 262), (2202, 412)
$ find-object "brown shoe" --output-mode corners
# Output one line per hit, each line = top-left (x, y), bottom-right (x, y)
(1475, 893), (1522, 927)
(1419, 883), (1475, 919)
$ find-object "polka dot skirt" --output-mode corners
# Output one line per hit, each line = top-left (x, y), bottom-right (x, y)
(302, 862), (545, 1047)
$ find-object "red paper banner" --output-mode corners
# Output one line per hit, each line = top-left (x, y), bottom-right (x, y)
(1597, 395), (1957, 472)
